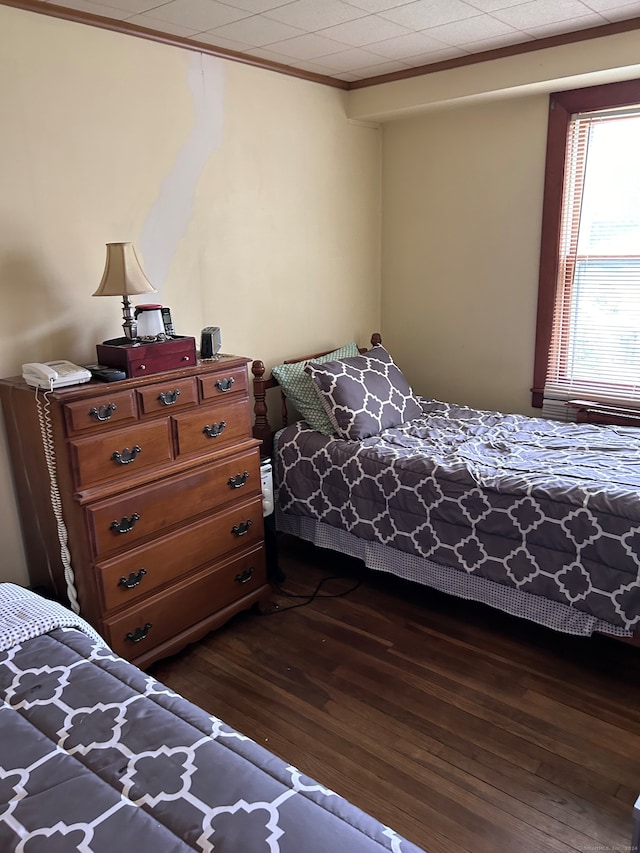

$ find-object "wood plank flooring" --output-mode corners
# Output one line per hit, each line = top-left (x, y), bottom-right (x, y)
(150, 534), (640, 853)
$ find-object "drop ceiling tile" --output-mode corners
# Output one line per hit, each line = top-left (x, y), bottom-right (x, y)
(462, 31), (534, 52)
(379, 0), (481, 29)
(367, 30), (450, 58)
(319, 14), (412, 46)
(424, 14), (520, 44)
(191, 31), (256, 50)
(279, 55), (345, 72)
(317, 46), (396, 70)
(403, 45), (468, 64)
(464, 33), (533, 54)
(351, 58), (413, 75)
(464, 0), (538, 11)
(52, 0), (130, 17)
(263, 0), (365, 30)
(248, 45), (307, 61)
(248, 46), (351, 77)
(523, 14), (609, 37)
(79, 0), (166, 13)
(584, 0), (640, 9)
(206, 15), (304, 45)
(262, 32), (350, 58)
(492, 0), (601, 29)
(126, 12), (202, 34)
(216, 0), (301, 11)
(599, 3), (640, 20)
(140, 0), (250, 31)
(343, 0), (422, 11)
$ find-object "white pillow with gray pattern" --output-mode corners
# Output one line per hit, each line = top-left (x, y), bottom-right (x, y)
(305, 344), (423, 440)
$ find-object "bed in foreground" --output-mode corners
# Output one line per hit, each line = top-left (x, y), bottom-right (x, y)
(252, 336), (640, 642)
(0, 582), (425, 853)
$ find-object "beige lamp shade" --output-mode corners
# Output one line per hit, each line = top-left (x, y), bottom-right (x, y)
(93, 242), (157, 297)
(94, 242), (157, 339)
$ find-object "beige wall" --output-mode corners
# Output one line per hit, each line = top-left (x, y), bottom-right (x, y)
(379, 94), (548, 414)
(0, 5), (381, 585)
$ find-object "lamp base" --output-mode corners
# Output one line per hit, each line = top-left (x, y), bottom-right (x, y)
(121, 295), (137, 339)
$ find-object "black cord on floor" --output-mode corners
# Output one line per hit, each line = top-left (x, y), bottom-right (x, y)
(261, 574), (362, 614)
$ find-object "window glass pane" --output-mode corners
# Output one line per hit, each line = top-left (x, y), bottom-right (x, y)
(570, 258), (640, 386)
(578, 116), (640, 255)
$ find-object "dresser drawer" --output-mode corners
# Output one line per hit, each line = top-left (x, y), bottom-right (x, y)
(102, 545), (266, 659)
(173, 399), (252, 458)
(136, 377), (198, 416)
(63, 390), (138, 436)
(87, 449), (262, 557)
(70, 420), (172, 489)
(198, 365), (248, 400)
(95, 495), (264, 611)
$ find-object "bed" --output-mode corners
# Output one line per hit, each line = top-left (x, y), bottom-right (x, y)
(251, 335), (640, 642)
(0, 582), (425, 852)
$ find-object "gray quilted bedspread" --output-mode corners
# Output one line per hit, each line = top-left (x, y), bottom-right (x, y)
(276, 399), (640, 631)
(0, 626), (425, 853)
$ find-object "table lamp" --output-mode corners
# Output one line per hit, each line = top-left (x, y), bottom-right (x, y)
(93, 242), (157, 339)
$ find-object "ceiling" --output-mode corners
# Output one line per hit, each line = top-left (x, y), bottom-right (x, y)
(27, 0), (640, 84)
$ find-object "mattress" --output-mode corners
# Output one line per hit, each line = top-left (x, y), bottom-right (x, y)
(0, 583), (425, 853)
(275, 399), (640, 632)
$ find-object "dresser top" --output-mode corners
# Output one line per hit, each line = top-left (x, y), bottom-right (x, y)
(0, 355), (251, 401)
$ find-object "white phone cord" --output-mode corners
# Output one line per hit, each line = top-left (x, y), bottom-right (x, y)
(35, 387), (80, 614)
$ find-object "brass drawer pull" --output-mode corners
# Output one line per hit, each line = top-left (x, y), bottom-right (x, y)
(90, 403), (117, 422)
(215, 377), (235, 392)
(228, 471), (249, 489)
(125, 622), (152, 643)
(117, 568), (147, 589)
(232, 519), (253, 537)
(111, 445), (142, 465)
(235, 567), (254, 585)
(203, 421), (226, 439)
(110, 513), (140, 534)
(158, 389), (180, 406)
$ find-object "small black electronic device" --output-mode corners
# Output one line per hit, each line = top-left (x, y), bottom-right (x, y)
(200, 326), (221, 359)
(86, 364), (127, 382)
(162, 307), (175, 336)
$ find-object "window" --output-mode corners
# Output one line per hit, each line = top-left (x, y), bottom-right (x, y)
(532, 79), (640, 418)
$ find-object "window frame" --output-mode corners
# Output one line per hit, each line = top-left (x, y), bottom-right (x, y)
(532, 77), (640, 409)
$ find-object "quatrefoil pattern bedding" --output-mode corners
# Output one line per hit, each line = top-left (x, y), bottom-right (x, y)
(276, 399), (640, 631)
(0, 587), (425, 853)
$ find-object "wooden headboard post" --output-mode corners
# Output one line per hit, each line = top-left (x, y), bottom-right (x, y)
(251, 333), (382, 458)
(251, 359), (274, 458)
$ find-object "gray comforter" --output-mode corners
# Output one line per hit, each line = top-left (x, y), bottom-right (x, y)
(0, 586), (424, 853)
(276, 399), (640, 631)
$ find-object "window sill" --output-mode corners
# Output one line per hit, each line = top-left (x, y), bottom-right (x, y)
(567, 400), (640, 427)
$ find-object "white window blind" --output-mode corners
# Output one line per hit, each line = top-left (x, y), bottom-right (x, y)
(543, 108), (640, 419)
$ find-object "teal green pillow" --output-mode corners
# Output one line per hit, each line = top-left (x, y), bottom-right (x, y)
(271, 341), (359, 434)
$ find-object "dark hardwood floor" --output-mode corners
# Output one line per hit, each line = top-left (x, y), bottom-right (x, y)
(150, 534), (640, 853)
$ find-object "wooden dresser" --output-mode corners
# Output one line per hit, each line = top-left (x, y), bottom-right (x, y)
(0, 356), (270, 668)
